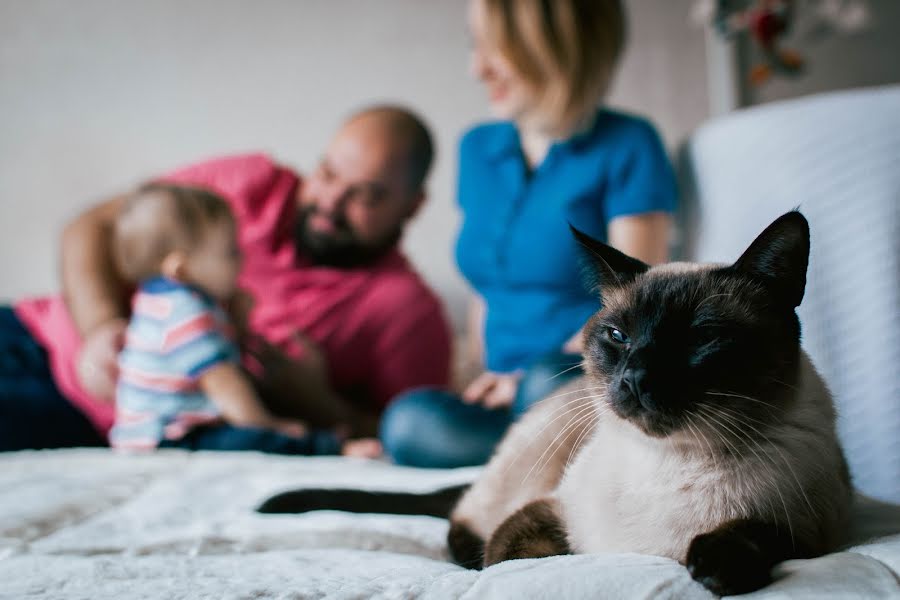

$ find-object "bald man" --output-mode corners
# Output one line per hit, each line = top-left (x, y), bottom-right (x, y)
(2, 105), (452, 451)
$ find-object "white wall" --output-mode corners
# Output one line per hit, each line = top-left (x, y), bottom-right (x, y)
(0, 0), (709, 328)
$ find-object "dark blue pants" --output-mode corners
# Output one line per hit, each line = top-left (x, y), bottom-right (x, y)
(0, 306), (106, 451)
(159, 424), (341, 455)
(380, 351), (583, 468)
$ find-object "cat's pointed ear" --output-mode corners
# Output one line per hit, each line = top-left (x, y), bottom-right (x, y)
(570, 224), (649, 295)
(732, 211), (810, 308)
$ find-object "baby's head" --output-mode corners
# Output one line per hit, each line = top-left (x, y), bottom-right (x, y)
(114, 182), (240, 301)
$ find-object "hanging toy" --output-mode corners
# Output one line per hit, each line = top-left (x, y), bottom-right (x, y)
(692, 0), (871, 87)
(720, 0), (804, 86)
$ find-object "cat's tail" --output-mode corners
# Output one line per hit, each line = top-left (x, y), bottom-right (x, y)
(256, 483), (469, 518)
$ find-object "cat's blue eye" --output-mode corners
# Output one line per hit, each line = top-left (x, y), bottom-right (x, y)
(608, 328), (629, 344)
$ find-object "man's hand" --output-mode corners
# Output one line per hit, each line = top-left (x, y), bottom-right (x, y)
(246, 332), (329, 397)
(270, 417), (309, 439)
(462, 371), (522, 410)
(245, 332), (352, 428)
(76, 318), (128, 401)
(225, 288), (255, 346)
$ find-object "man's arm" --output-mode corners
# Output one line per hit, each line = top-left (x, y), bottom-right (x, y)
(60, 195), (132, 400)
(248, 335), (364, 432)
(61, 195), (130, 336)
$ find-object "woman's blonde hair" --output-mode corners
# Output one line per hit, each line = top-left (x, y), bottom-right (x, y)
(481, 0), (626, 136)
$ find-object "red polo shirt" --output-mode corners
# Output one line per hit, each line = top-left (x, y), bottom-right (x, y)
(15, 153), (452, 435)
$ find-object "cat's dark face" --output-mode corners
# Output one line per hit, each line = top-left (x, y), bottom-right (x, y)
(573, 211), (810, 438)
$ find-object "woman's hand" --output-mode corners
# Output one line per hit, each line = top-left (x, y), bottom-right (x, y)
(462, 371), (522, 410)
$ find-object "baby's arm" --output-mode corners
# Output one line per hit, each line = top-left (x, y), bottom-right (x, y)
(199, 362), (305, 436)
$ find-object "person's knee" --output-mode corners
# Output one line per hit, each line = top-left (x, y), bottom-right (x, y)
(380, 388), (447, 466)
(515, 352), (583, 416)
(380, 388), (505, 468)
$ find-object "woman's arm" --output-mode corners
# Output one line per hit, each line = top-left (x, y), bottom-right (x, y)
(606, 211), (672, 265)
(459, 294), (524, 409)
(461, 295), (486, 381)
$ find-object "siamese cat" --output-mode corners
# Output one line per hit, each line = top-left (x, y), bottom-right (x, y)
(260, 211), (851, 596)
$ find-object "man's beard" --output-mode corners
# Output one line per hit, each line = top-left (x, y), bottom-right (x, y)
(293, 207), (402, 269)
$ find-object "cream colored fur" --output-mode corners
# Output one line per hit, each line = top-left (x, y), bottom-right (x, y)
(451, 352), (850, 563)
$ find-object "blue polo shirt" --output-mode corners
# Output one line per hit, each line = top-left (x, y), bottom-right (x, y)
(455, 109), (676, 373)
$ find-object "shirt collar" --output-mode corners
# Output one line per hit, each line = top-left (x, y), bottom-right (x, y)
(140, 276), (215, 304)
(483, 108), (604, 163)
(483, 122), (522, 163)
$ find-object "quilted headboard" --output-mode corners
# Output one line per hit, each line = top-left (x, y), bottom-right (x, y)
(679, 85), (900, 502)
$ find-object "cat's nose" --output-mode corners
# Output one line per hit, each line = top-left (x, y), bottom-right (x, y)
(622, 368), (645, 397)
(622, 368), (655, 410)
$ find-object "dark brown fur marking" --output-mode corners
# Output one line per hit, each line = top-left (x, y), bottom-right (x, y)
(686, 518), (812, 596)
(448, 520), (485, 569)
(484, 499), (570, 567)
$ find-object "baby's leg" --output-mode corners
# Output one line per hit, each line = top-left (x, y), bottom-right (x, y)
(160, 424), (342, 455)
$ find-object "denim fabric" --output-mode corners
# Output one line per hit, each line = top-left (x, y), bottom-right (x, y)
(159, 423), (342, 455)
(0, 306), (106, 451)
(381, 352), (583, 468)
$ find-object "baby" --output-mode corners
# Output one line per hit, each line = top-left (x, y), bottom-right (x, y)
(108, 182), (378, 457)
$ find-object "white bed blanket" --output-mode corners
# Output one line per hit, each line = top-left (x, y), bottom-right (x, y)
(2, 449), (898, 599)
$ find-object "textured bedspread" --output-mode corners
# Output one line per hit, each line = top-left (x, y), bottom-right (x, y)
(2, 449), (898, 599)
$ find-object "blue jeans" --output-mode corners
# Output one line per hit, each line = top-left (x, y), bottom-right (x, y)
(159, 424), (342, 455)
(0, 306), (106, 451)
(380, 351), (583, 468)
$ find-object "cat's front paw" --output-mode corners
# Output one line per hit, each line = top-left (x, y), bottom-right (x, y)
(686, 530), (773, 596)
(448, 520), (485, 569)
(483, 499), (569, 567)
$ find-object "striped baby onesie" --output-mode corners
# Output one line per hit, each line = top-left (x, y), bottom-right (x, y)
(110, 277), (238, 450)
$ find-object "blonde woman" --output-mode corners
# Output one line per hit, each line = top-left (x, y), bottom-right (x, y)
(382, 0), (676, 467)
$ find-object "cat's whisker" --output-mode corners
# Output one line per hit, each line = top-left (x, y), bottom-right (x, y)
(507, 385), (608, 464)
(712, 405), (817, 521)
(528, 384), (607, 408)
(704, 390), (780, 422)
(702, 406), (790, 535)
(563, 409), (602, 474)
(685, 417), (719, 473)
(526, 391), (602, 436)
(503, 394), (603, 477)
(542, 361), (586, 383)
(695, 407), (785, 529)
(700, 407), (796, 546)
(696, 408), (789, 529)
(525, 400), (609, 483)
(705, 391), (777, 410)
(521, 402), (599, 485)
(693, 409), (742, 461)
(533, 404), (600, 483)
(766, 377), (800, 392)
(706, 405), (771, 428)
